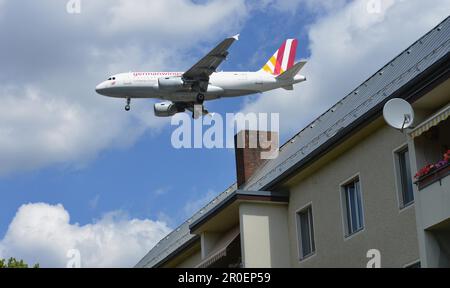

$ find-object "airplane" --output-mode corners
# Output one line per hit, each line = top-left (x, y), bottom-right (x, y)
(95, 35), (307, 118)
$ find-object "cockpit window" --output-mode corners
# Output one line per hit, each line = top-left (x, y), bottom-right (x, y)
(107, 77), (111, 80)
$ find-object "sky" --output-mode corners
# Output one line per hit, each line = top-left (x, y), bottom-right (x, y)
(0, 0), (449, 267)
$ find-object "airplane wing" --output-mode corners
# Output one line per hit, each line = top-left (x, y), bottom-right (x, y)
(183, 34), (239, 91)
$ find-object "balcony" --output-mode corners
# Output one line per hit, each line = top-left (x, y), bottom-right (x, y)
(415, 168), (450, 268)
(409, 103), (450, 267)
(415, 163), (450, 230)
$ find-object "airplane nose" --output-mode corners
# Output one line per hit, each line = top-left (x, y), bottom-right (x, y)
(95, 82), (106, 94)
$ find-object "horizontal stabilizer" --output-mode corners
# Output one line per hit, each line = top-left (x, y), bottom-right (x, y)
(276, 60), (307, 80)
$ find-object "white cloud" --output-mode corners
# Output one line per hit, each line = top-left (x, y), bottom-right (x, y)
(0, 0), (249, 176)
(0, 85), (167, 175)
(241, 0), (450, 135)
(104, 0), (247, 42)
(0, 203), (171, 268)
(249, 0), (347, 14)
(298, 0), (348, 13)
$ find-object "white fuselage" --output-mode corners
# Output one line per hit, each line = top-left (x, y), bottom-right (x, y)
(95, 71), (306, 103)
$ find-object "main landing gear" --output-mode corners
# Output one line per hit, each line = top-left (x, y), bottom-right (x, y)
(125, 97), (131, 111)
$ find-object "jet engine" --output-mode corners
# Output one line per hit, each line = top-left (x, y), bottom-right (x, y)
(158, 76), (185, 91)
(154, 101), (182, 117)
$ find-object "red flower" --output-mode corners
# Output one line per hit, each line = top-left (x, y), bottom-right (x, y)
(415, 150), (450, 181)
(415, 164), (435, 179)
(444, 149), (450, 162)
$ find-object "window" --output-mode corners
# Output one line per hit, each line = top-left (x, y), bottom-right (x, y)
(342, 178), (364, 237)
(296, 205), (315, 260)
(395, 147), (414, 208)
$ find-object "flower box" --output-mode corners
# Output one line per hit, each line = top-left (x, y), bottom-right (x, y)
(415, 162), (450, 190)
(415, 149), (450, 190)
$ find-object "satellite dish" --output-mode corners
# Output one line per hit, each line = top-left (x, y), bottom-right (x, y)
(383, 98), (415, 131)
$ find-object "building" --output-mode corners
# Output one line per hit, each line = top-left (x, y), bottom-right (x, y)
(136, 16), (450, 268)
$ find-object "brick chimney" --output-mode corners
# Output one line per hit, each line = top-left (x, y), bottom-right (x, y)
(234, 130), (279, 188)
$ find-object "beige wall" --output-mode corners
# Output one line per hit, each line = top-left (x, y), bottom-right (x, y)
(239, 202), (291, 268)
(201, 232), (221, 259)
(287, 122), (419, 267)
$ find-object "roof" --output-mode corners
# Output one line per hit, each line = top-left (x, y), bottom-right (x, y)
(136, 16), (450, 268)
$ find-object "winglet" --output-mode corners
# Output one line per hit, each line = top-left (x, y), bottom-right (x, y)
(232, 34), (240, 41)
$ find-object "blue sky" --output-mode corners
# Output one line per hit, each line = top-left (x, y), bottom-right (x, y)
(0, 0), (449, 267)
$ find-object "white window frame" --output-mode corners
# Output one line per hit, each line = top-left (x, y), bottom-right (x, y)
(340, 174), (365, 239)
(295, 203), (316, 261)
(393, 144), (415, 210)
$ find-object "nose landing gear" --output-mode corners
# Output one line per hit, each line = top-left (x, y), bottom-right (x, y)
(125, 97), (131, 111)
